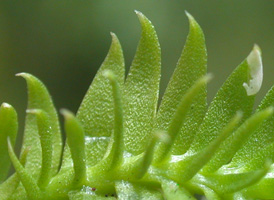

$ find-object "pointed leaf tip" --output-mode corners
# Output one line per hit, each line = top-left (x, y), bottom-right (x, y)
(15, 72), (27, 77)
(185, 11), (194, 20)
(243, 44), (263, 96)
(110, 32), (120, 47)
(135, 10), (153, 28)
(185, 11), (200, 28)
(134, 10), (143, 17)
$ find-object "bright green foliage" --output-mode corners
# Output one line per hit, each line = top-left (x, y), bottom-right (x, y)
(0, 11), (273, 200)
(0, 103), (17, 182)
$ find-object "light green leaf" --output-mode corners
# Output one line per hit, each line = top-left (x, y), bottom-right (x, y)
(189, 53), (255, 154)
(196, 161), (270, 195)
(156, 75), (211, 163)
(0, 103), (18, 182)
(178, 112), (242, 182)
(241, 172), (274, 199)
(62, 109), (86, 185)
(76, 33), (124, 166)
(157, 12), (207, 155)
(8, 138), (42, 200)
(77, 33), (124, 138)
(27, 109), (53, 189)
(203, 107), (273, 173)
(102, 70), (124, 169)
(17, 73), (62, 177)
(0, 146), (29, 200)
(124, 11), (161, 155)
(229, 85), (274, 169)
(0, 175), (19, 200)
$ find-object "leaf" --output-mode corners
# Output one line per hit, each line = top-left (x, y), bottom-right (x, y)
(17, 73), (62, 177)
(156, 74), (211, 162)
(8, 138), (42, 200)
(123, 11), (161, 155)
(0, 175), (19, 200)
(0, 146), (29, 200)
(229, 85), (274, 169)
(177, 112), (242, 182)
(157, 12), (207, 155)
(202, 107), (273, 173)
(62, 109), (86, 185)
(198, 162), (269, 195)
(76, 33), (124, 166)
(27, 109), (53, 189)
(0, 103), (18, 182)
(102, 70), (124, 169)
(77, 33), (124, 138)
(189, 50), (256, 154)
(241, 172), (274, 199)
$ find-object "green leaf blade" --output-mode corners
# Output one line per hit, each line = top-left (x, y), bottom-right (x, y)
(124, 11), (161, 155)
(77, 33), (125, 138)
(62, 109), (86, 185)
(157, 12), (207, 155)
(76, 33), (125, 165)
(0, 103), (18, 182)
(17, 73), (62, 177)
(198, 161), (270, 195)
(189, 55), (255, 154)
(230, 85), (274, 169)
(27, 109), (53, 189)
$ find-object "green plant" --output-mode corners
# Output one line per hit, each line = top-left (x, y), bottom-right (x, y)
(0, 11), (273, 200)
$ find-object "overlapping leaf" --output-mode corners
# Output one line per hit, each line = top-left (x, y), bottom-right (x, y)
(17, 73), (62, 177)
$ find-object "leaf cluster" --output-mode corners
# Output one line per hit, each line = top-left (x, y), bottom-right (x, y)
(0, 11), (274, 200)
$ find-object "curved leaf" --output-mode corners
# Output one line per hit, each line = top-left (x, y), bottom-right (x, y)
(62, 109), (86, 185)
(189, 48), (257, 154)
(230, 85), (274, 169)
(0, 103), (18, 182)
(157, 12), (207, 155)
(203, 107), (273, 173)
(77, 33), (125, 138)
(17, 73), (62, 177)
(124, 11), (161, 155)
(8, 138), (42, 200)
(76, 33), (124, 167)
(195, 160), (270, 195)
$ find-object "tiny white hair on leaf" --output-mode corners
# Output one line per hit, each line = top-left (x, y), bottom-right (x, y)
(243, 44), (263, 96)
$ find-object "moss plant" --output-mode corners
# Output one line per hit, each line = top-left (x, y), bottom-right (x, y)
(0, 11), (274, 200)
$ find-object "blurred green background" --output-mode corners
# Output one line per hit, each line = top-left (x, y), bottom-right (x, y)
(0, 1), (273, 141)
